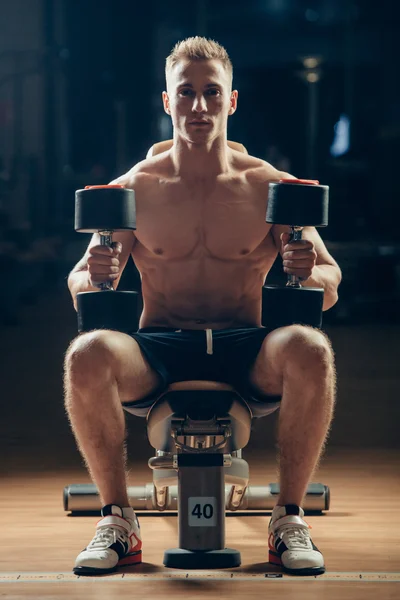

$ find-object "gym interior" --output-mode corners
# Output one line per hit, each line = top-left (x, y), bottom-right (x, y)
(0, 1), (399, 599)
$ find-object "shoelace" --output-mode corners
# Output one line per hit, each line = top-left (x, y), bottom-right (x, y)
(88, 526), (128, 550)
(277, 523), (312, 550)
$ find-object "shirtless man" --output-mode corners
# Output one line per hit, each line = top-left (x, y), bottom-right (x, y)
(65, 37), (341, 576)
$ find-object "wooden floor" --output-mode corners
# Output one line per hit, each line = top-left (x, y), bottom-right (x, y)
(1, 449), (399, 599)
(0, 290), (399, 598)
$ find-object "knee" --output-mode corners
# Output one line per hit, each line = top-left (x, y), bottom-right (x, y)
(279, 325), (334, 376)
(64, 330), (116, 387)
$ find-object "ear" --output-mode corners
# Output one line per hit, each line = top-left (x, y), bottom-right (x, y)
(228, 90), (238, 116)
(162, 91), (171, 115)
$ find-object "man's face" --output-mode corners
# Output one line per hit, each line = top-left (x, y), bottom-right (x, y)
(163, 59), (237, 143)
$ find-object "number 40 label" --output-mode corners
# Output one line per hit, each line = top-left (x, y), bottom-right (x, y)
(188, 497), (217, 527)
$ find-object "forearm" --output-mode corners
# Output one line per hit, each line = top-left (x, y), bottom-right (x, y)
(68, 269), (99, 311)
(301, 264), (342, 311)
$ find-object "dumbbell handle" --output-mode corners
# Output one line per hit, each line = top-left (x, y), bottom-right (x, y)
(286, 226), (303, 289)
(98, 230), (114, 291)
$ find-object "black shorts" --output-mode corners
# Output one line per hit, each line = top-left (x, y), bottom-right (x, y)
(122, 326), (281, 419)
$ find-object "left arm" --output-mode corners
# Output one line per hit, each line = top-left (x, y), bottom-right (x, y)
(269, 171), (342, 311)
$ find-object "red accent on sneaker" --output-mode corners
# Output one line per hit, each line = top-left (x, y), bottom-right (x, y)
(268, 551), (283, 566)
(117, 551), (142, 567)
(129, 532), (142, 551)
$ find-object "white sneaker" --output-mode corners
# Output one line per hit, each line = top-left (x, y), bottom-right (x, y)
(73, 504), (142, 575)
(268, 504), (325, 576)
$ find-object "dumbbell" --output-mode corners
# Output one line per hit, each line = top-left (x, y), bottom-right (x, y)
(262, 178), (329, 329)
(74, 184), (139, 333)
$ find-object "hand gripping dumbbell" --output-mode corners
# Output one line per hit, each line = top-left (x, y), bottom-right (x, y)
(262, 178), (329, 329)
(74, 184), (139, 333)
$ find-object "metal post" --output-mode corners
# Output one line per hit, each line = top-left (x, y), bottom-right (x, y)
(178, 455), (225, 551)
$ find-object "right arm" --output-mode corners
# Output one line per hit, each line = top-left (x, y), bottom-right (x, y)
(67, 170), (140, 311)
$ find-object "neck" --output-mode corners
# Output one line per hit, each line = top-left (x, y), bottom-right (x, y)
(171, 134), (231, 179)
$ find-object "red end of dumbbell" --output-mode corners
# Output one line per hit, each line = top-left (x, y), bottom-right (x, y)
(84, 185), (125, 189)
(279, 178), (319, 185)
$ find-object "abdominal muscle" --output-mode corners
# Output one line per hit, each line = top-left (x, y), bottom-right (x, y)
(135, 250), (275, 330)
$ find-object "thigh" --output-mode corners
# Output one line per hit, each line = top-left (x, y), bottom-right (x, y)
(248, 325), (306, 396)
(66, 330), (163, 403)
(248, 324), (332, 396)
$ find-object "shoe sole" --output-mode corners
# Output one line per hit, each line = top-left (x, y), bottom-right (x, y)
(269, 550), (325, 576)
(73, 550), (142, 576)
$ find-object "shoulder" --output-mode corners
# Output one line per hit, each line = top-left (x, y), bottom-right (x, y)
(231, 151), (295, 186)
(110, 154), (173, 191)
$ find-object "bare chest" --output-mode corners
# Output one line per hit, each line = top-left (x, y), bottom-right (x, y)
(133, 180), (271, 261)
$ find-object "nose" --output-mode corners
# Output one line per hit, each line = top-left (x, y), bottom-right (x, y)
(192, 94), (207, 113)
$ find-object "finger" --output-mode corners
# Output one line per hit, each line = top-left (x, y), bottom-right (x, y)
(112, 242), (122, 254)
(89, 271), (119, 283)
(91, 245), (115, 256)
(282, 250), (317, 261)
(87, 255), (120, 267)
(283, 267), (312, 279)
(280, 232), (291, 246)
(89, 267), (119, 281)
(283, 240), (314, 252)
(88, 269), (119, 282)
(88, 264), (119, 274)
(283, 260), (315, 270)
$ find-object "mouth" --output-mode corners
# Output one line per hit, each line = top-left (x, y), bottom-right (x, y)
(189, 120), (212, 126)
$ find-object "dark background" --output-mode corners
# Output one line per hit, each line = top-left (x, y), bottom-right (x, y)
(0, 0), (399, 466)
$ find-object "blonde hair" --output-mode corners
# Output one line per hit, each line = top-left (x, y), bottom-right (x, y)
(165, 36), (233, 85)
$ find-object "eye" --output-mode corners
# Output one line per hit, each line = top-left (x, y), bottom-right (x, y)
(178, 88), (194, 97)
(206, 88), (221, 96)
